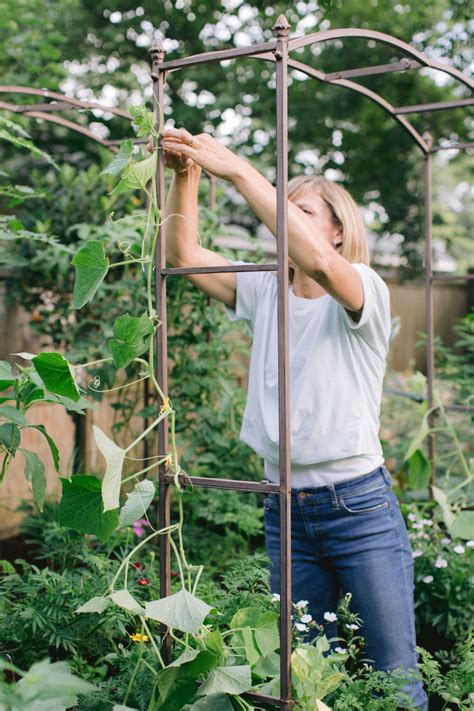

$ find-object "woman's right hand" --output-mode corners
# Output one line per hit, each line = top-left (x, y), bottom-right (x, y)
(146, 135), (197, 176)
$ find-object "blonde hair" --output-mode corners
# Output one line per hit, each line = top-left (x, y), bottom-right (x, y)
(286, 176), (369, 278)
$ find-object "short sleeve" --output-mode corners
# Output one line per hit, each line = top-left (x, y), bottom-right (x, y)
(339, 263), (391, 357)
(223, 259), (269, 329)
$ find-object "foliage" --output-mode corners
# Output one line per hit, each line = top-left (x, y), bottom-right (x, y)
(416, 634), (474, 710)
(403, 502), (474, 647)
(0, 1), (472, 279)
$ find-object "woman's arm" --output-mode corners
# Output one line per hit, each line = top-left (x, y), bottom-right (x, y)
(163, 129), (363, 313)
(164, 165), (202, 266)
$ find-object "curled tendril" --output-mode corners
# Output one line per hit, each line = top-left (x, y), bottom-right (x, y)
(89, 375), (101, 390)
(119, 240), (133, 258)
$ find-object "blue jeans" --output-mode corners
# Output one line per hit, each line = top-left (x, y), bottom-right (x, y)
(263, 464), (428, 710)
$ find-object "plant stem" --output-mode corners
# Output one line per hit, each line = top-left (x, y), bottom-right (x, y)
(124, 619), (145, 703)
(142, 618), (166, 668)
(73, 357), (114, 370)
(121, 457), (169, 485)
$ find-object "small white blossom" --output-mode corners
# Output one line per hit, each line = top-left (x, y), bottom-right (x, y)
(422, 575), (434, 583)
(301, 614), (312, 623)
(453, 545), (465, 555)
(295, 623), (308, 632)
(334, 646), (346, 654)
(295, 600), (309, 609)
(466, 540), (474, 548)
(441, 537), (451, 545)
(412, 522), (422, 530)
(346, 623), (359, 630)
(419, 518), (433, 527)
(324, 612), (338, 623)
(412, 550), (424, 558)
(408, 513), (417, 521)
(272, 593), (280, 602)
(435, 558), (448, 568)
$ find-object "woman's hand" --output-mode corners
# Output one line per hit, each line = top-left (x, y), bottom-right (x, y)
(146, 134), (198, 176)
(161, 127), (245, 182)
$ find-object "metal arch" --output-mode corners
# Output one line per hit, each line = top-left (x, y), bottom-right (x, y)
(250, 52), (430, 153)
(288, 29), (474, 92)
(0, 85), (131, 120)
(0, 100), (119, 152)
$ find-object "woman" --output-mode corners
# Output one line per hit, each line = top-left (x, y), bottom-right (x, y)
(161, 127), (428, 710)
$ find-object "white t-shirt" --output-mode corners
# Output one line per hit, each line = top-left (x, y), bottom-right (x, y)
(224, 260), (391, 481)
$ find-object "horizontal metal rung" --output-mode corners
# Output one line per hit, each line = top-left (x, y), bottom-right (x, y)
(161, 263), (277, 276)
(324, 58), (421, 81)
(161, 473), (280, 494)
(395, 98), (474, 114)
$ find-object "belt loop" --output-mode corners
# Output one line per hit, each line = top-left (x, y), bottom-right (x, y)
(328, 483), (339, 508)
(381, 465), (392, 486)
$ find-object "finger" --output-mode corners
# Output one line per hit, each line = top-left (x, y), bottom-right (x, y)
(164, 140), (194, 155)
(162, 127), (193, 143)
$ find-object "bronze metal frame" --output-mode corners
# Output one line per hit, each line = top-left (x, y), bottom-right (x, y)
(1, 14), (473, 708)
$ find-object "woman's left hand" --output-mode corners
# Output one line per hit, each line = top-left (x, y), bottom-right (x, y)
(162, 127), (244, 182)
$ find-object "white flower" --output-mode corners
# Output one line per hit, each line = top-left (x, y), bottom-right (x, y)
(346, 623), (359, 630)
(412, 522), (422, 529)
(435, 558), (448, 568)
(420, 518), (433, 527)
(412, 549), (424, 558)
(295, 623), (308, 632)
(408, 513), (417, 521)
(466, 540), (474, 548)
(301, 614), (312, 623)
(334, 646), (346, 654)
(453, 545), (465, 555)
(422, 575), (434, 583)
(441, 537), (451, 545)
(272, 593), (280, 602)
(295, 600), (309, 609)
(324, 612), (338, 623)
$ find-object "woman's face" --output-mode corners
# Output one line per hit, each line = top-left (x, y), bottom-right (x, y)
(289, 190), (343, 268)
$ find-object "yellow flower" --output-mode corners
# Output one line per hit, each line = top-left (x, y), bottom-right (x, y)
(164, 453), (173, 471)
(129, 633), (149, 643)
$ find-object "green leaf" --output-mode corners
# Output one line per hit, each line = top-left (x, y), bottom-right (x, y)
(108, 313), (154, 369)
(204, 631), (225, 660)
(169, 648), (200, 667)
(101, 139), (134, 176)
(111, 153), (157, 194)
(254, 611), (280, 657)
(0, 116), (58, 169)
(118, 479), (156, 527)
(76, 596), (112, 614)
(406, 449), (431, 490)
(92, 425), (126, 512)
(431, 485), (456, 529)
(29, 424), (60, 472)
(183, 694), (234, 710)
(403, 409), (431, 462)
(145, 589), (214, 634)
(32, 352), (80, 402)
(58, 475), (119, 543)
(253, 651), (280, 679)
(448, 510), (474, 540)
(21, 449), (46, 512)
(0, 404), (26, 426)
(15, 658), (95, 702)
(18, 382), (45, 407)
(72, 240), (109, 309)
(110, 589), (146, 616)
(198, 665), (252, 696)
(0, 422), (20, 456)
(129, 105), (156, 138)
(0, 360), (16, 391)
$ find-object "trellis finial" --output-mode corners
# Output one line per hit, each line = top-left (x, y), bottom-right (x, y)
(151, 39), (164, 63)
(273, 13), (290, 39)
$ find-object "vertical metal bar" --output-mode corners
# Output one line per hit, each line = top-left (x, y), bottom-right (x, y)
(423, 133), (436, 486)
(273, 13), (292, 710)
(206, 175), (217, 344)
(151, 40), (172, 663)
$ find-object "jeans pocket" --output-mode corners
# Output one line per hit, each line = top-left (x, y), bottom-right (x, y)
(340, 489), (390, 515)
